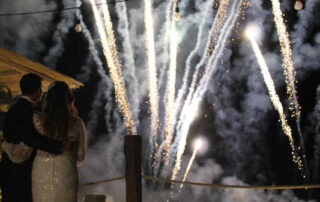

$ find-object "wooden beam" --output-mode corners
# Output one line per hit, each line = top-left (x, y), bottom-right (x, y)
(124, 135), (142, 202)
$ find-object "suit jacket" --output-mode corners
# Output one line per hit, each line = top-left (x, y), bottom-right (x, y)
(0, 98), (63, 202)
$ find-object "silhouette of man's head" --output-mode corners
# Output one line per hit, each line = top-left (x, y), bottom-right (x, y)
(20, 73), (43, 103)
(20, 73), (42, 95)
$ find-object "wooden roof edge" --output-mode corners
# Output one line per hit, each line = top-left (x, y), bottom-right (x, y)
(0, 47), (83, 89)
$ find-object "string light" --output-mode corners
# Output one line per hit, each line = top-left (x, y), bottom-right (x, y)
(0, 0), (128, 17)
(174, 6), (181, 21)
(74, 19), (82, 32)
(294, 0), (303, 10)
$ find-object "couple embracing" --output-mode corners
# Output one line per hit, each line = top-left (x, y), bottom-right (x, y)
(0, 73), (86, 202)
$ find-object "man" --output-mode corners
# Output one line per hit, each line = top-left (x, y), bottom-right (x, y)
(0, 73), (64, 202)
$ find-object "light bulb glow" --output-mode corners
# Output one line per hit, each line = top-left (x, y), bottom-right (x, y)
(173, 12), (181, 21)
(294, 0), (303, 10)
(74, 23), (82, 32)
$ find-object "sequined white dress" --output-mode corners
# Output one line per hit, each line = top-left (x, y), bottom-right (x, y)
(32, 112), (86, 202)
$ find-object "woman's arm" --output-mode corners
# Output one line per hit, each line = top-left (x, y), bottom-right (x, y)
(76, 117), (86, 167)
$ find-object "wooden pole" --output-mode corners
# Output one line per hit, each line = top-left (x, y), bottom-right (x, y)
(124, 135), (142, 202)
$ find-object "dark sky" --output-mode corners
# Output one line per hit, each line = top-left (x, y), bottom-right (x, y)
(1, 0), (320, 201)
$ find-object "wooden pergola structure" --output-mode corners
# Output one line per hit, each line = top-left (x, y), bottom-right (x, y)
(0, 46), (83, 98)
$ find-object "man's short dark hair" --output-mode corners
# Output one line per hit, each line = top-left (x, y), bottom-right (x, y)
(20, 73), (42, 95)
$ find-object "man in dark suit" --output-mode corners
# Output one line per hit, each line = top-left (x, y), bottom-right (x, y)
(0, 73), (64, 202)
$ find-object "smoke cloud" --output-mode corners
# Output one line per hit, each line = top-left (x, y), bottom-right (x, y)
(1, 0), (320, 201)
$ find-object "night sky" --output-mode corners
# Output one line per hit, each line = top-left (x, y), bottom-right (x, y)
(1, 0), (320, 201)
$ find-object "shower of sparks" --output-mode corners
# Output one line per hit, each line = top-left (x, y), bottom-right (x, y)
(144, 0), (160, 144)
(163, 2), (179, 164)
(170, 0), (241, 183)
(115, 2), (140, 124)
(247, 29), (304, 174)
(207, 0), (229, 56)
(178, 139), (202, 191)
(171, 0), (229, 151)
(89, 0), (137, 135)
(270, 0), (307, 177)
(173, 0), (215, 139)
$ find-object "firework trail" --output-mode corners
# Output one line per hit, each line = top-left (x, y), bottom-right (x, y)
(270, 0), (307, 177)
(171, 0), (229, 142)
(74, 0), (114, 137)
(89, 0), (137, 135)
(247, 30), (304, 174)
(115, 2), (140, 125)
(162, 1), (179, 164)
(144, 0), (160, 149)
(160, 0), (215, 163)
(168, 138), (202, 201)
(178, 140), (202, 191)
(173, 0), (215, 119)
(171, 0), (239, 182)
(157, 1), (173, 90)
(155, 0), (216, 171)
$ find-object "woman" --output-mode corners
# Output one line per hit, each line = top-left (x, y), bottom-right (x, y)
(32, 81), (86, 202)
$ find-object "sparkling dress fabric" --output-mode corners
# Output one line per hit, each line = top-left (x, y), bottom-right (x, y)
(32, 112), (86, 202)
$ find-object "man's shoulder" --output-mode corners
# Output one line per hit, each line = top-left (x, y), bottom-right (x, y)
(6, 98), (31, 115)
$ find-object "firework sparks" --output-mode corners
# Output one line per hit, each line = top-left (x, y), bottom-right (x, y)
(173, 0), (215, 141)
(246, 26), (304, 174)
(163, 1), (179, 164)
(144, 0), (159, 144)
(170, 0), (242, 183)
(89, 0), (136, 135)
(171, 0), (229, 154)
(270, 0), (307, 177)
(178, 139), (202, 191)
(115, 2), (140, 125)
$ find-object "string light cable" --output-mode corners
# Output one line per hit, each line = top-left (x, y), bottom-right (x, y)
(79, 174), (320, 190)
(0, 0), (128, 17)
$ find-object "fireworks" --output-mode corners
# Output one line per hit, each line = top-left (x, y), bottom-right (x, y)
(163, 1), (179, 164)
(144, 0), (160, 144)
(170, 0), (244, 183)
(85, 0), (307, 198)
(270, 0), (307, 177)
(179, 139), (202, 191)
(89, 0), (137, 135)
(246, 25), (304, 174)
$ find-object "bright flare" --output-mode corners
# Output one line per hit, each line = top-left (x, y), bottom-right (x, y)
(192, 136), (209, 155)
(178, 138), (202, 191)
(247, 31), (304, 173)
(245, 24), (261, 40)
(89, 0), (136, 135)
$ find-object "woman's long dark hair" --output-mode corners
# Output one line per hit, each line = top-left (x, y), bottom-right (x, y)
(44, 81), (77, 140)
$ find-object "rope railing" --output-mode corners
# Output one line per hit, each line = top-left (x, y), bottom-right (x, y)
(80, 176), (125, 187)
(79, 174), (320, 190)
(142, 175), (320, 190)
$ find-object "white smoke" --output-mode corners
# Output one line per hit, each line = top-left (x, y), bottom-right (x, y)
(1, 0), (319, 201)
(43, 0), (77, 69)
(0, 0), (56, 60)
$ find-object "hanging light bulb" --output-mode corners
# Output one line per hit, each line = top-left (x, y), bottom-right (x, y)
(294, 0), (303, 10)
(74, 19), (82, 32)
(173, 5), (181, 21)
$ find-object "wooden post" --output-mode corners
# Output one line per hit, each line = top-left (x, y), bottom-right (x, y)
(124, 135), (142, 202)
